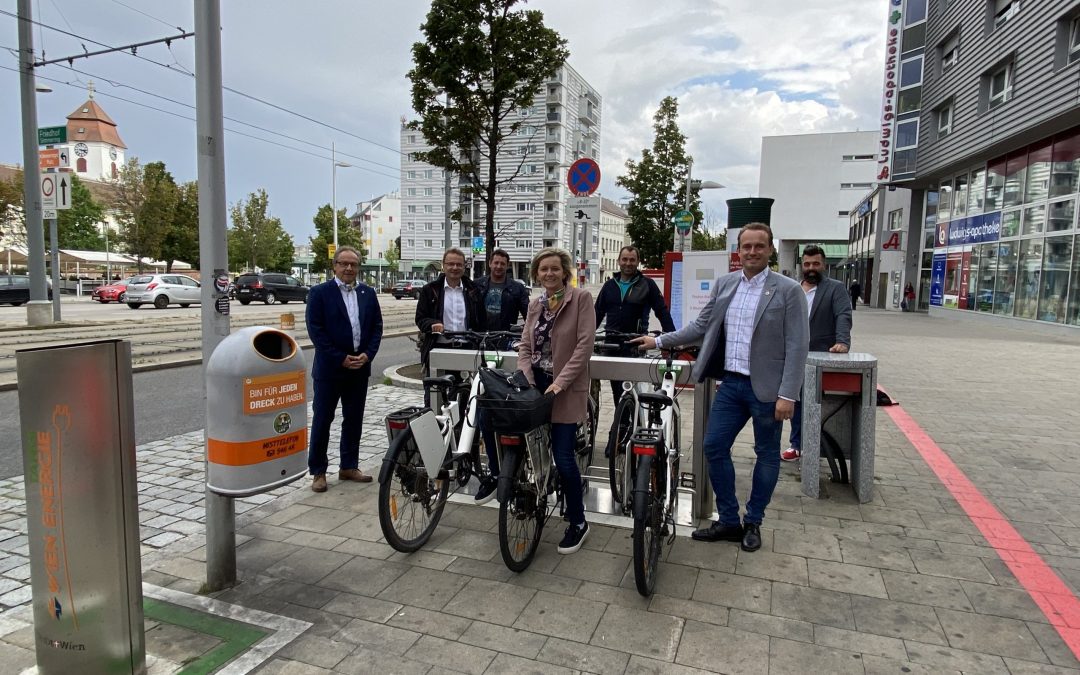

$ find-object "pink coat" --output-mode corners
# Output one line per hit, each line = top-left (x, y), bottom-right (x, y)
(517, 286), (596, 424)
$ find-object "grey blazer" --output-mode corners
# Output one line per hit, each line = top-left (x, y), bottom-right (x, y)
(808, 277), (852, 351)
(658, 270), (808, 402)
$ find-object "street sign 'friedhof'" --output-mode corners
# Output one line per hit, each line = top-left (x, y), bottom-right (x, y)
(38, 126), (67, 146)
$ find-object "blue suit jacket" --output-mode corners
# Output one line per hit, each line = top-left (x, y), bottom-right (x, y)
(306, 279), (383, 380)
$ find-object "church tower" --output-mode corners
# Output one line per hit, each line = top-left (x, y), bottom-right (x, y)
(66, 81), (127, 182)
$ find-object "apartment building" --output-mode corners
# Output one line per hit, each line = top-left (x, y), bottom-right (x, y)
(399, 63), (602, 281)
(350, 191), (400, 261)
(598, 198), (630, 278)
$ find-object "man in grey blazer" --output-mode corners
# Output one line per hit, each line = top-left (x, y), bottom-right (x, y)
(633, 224), (808, 552)
(782, 244), (852, 462)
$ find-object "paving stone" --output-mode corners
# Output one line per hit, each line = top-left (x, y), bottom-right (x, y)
(769, 636), (865, 674)
(551, 548), (630, 586)
(145, 621), (221, 663)
(813, 624), (908, 660)
(280, 505), (357, 534)
(851, 596), (948, 645)
(537, 635), (631, 675)
(807, 558), (889, 598)
(647, 593), (729, 627)
(1025, 621), (1080, 669)
(377, 566), (470, 611)
(428, 527), (501, 562)
(331, 538), (396, 560)
(590, 603), (683, 661)
(506, 568), (582, 597)
(771, 530), (843, 561)
(902, 640), (1011, 673)
(403, 634), (496, 675)
(691, 570), (771, 614)
(281, 530), (348, 551)
(317, 555), (409, 597)
(624, 655), (724, 675)
(333, 617), (421, 655)
(263, 580), (340, 610)
(934, 606), (1049, 662)
(387, 606), (473, 640)
(617, 561), (698, 601)
(331, 645), (432, 674)
(441, 577), (536, 626)
(665, 537), (738, 573)
(908, 549), (996, 583)
(512, 590), (606, 643)
(861, 654), (962, 675)
(443, 556), (515, 582)
(488, 652), (574, 675)
(275, 634), (352, 670)
(458, 620), (549, 660)
(675, 620), (769, 674)
(236, 538), (302, 572)
(265, 547), (352, 585)
(729, 608), (813, 643)
(733, 549), (809, 585)
(770, 581), (855, 630)
(879, 569), (974, 611)
(321, 591), (402, 623)
(325, 512), (384, 542)
(1003, 657), (1080, 674)
(838, 539), (916, 572)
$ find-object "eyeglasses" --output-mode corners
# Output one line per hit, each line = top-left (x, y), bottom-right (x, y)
(335, 261), (359, 269)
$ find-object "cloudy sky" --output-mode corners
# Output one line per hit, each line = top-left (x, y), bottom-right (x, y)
(1, 0), (888, 241)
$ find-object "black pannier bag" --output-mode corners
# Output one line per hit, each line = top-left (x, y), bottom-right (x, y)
(477, 367), (553, 432)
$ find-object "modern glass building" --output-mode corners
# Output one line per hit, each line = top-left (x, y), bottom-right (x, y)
(876, 0), (1080, 328)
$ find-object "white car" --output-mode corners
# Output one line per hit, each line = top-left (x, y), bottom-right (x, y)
(125, 274), (202, 309)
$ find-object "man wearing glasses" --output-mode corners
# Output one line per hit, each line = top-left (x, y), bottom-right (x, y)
(306, 246), (384, 493)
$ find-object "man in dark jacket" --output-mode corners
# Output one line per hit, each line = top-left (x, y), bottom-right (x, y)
(415, 247), (486, 370)
(594, 245), (676, 405)
(782, 244), (852, 462)
(473, 248), (529, 336)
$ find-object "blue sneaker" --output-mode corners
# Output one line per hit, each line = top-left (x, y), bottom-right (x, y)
(557, 521), (589, 554)
(473, 476), (497, 506)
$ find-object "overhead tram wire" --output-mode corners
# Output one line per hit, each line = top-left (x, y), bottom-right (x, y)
(107, 0), (187, 33)
(0, 9), (404, 158)
(0, 64), (402, 182)
(44, 60), (403, 174)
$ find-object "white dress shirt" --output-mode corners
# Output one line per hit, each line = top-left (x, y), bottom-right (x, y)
(442, 281), (467, 332)
(723, 268), (769, 375)
(337, 279), (361, 351)
(804, 284), (817, 317)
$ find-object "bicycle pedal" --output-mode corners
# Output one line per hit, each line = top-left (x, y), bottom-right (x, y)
(679, 472), (695, 489)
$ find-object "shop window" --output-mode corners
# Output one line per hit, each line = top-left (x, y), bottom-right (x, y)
(1023, 204), (1046, 236)
(1025, 141), (1052, 203)
(924, 190), (939, 228)
(1003, 150), (1027, 208)
(975, 243), (998, 311)
(1040, 236), (1072, 322)
(1001, 209), (1021, 238)
(1068, 234), (1080, 325)
(968, 167), (985, 215)
(986, 157), (1007, 211)
(1015, 238), (1043, 319)
(954, 173), (968, 218)
(994, 241), (1018, 315)
(1051, 131), (1080, 197)
(938, 179), (953, 222)
(1048, 199), (1076, 232)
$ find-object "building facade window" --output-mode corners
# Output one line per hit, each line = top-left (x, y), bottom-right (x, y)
(988, 62), (1013, 109)
(939, 31), (959, 73)
(937, 102), (953, 138)
(1070, 16), (1080, 64)
(992, 0), (1020, 30)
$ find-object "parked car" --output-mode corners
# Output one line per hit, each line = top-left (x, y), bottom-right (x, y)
(391, 279), (426, 300)
(0, 274), (51, 306)
(125, 274), (201, 309)
(234, 273), (309, 305)
(91, 277), (135, 304)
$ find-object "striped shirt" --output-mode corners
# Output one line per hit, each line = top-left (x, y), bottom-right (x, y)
(723, 268), (769, 375)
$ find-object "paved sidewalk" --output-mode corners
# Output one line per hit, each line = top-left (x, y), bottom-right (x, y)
(1, 310), (1080, 673)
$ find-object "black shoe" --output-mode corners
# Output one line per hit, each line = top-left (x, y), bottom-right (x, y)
(691, 521), (744, 542)
(741, 523), (762, 552)
(557, 522), (589, 554)
(474, 476), (497, 506)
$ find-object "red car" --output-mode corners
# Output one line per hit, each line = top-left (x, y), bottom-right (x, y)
(92, 277), (135, 303)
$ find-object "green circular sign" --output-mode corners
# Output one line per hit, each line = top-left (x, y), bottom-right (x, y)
(673, 209), (695, 234)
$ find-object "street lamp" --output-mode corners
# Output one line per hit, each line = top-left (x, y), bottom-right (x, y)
(331, 142), (352, 248)
(678, 159), (725, 252)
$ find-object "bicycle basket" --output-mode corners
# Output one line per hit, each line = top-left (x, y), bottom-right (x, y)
(477, 367), (552, 432)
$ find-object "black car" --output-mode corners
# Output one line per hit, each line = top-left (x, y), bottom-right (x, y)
(391, 279), (426, 300)
(234, 273), (309, 305)
(0, 275), (52, 306)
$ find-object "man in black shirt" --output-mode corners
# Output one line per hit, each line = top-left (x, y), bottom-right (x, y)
(474, 249), (529, 336)
(594, 245), (676, 405)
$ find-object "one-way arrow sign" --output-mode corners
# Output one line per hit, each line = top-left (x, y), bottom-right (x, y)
(55, 174), (72, 210)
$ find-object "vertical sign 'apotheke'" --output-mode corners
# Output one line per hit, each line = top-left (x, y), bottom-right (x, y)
(876, 0), (903, 182)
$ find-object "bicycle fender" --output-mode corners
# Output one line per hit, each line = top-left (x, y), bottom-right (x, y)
(378, 430), (411, 485)
(631, 453), (653, 517)
(497, 447), (523, 504)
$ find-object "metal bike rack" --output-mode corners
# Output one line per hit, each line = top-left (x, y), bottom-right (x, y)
(428, 349), (716, 526)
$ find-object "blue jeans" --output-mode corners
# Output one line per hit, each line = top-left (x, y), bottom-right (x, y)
(533, 369), (585, 526)
(477, 408), (499, 476)
(789, 399), (802, 450)
(703, 372), (782, 525)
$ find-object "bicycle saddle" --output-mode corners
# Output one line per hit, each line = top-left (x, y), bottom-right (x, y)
(636, 391), (672, 409)
(422, 375), (457, 389)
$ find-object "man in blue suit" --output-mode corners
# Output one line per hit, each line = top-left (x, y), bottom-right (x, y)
(633, 224), (808, 552)
(306, 245), (383, 493)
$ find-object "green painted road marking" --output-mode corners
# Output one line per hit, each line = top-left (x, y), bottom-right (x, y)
(144, 598), (268, 675)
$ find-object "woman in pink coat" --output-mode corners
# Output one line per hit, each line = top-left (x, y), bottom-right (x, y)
(517, 248), (596, 554)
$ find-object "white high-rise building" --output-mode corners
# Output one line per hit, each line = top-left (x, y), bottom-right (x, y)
(400, 63), (602, 281)
(350, 191), (400, 261)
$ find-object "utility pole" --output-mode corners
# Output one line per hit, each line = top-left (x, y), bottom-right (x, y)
(195, 0), (235, 591)
(17, 0), (51, 326)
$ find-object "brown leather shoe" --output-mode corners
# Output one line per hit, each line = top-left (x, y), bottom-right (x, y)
(311, 474), (327, 493)
(338, 468), (373, 483)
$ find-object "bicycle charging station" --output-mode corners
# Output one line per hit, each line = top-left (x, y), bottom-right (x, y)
(427, 348), (719, 528)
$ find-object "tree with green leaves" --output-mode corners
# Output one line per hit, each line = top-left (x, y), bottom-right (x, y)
(161, 181), (199, 271)
(56, 174), (105, 250)
(308, 204), (365, 275)
(113, 158), (179, 271)
(616, 96), (702, 268)
(228, 189), (294, 272)
(0, 169), (25, 249)
(408, 0), (569, 257)
(384, 239), (400, 269)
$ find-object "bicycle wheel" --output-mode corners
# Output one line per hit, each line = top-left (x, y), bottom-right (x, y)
(607, 394), (635, 504)
(378, 428), (450, 552)
(498, 462), (546, 572)
(576, 393), (598, 478)
(632, 453), (665, 596)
